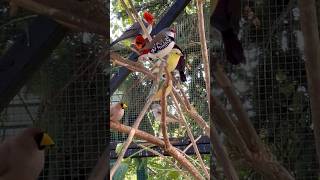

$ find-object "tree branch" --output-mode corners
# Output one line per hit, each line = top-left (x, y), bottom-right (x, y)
(298, 0), (320, 168)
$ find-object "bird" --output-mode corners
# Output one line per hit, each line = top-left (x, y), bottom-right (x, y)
(110, 11), (154, 47)
(110, 102), (128, 123)
(138, 27), (176, 61)
(151, 104), (181, 124)
(210, 0), (245, 65)
(150, 45), (187, 82)
(0, 128), (55, 180)
(152, 77), (173, 102)
(170, 45), (187, 82)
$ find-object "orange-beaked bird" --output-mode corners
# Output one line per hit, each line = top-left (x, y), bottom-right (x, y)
(0, 128), (54, 180)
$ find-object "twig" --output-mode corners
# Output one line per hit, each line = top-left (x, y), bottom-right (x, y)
(110, 88), (158, 178)
(110, 121), (203, 179)
(161, 68), (171, 147)
(136, 143), (191, 180)
(171, 92), (210, 179)
(110, 61), (164, 178)
(110, 52), (157, 80)
(119, 0), (152, 41)
(172, 88), (210, 136)
(183, 135), (202, 153)
(195, 0), (211, 111)
(213, 63), (263, 153)
(11, 0), (107, 35)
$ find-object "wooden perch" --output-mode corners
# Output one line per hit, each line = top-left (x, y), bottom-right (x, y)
(10, 0), (108, 36)
(211, 56), (294, 179)
(110, 121), (203, 179)
(298, 0), (320, 167)
(196, 0), (211, 111)
(110, 52), (157, 80)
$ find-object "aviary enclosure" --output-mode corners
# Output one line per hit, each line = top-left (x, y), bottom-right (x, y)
(0, 0), (319, 179)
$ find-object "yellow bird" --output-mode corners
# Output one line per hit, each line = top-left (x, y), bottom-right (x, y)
(152, 47), (183, 74)
(110, 102), (128, 123)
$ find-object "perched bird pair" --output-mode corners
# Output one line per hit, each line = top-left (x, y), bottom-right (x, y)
(110, 102), (128, 123)
(110, 11), (154, 47)
(135, 28), (187, 82)
(211, 0), (246, 65)
(0, 128), (54, 180)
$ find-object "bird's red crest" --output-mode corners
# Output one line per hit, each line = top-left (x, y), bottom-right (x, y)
(143, 11), (154, 24)
(135, 35), (145, 44)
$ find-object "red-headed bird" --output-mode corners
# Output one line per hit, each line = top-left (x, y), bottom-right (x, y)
(110, 12), (154, 47)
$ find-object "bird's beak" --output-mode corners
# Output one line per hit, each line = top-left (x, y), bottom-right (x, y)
(41, 133), (55, 147)
(123, 104), (128, 108)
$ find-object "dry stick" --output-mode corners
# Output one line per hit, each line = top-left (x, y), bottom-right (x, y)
(171, 92), (210, 179)
(11, 0), (106, 35)
(183, 135), (202, 153)
(172, 88), (210, 137)
(173, 88), (239, 179)
(136, 144), (191, 180)
(213, 63), (264, 154)
(110, 52), (157, 80)
(110, 61), (165, 178)
(161, 68), (171, 147)
(110, 122), (203, 179)
(127, 0), (153, 41)
(298, 0), (320, 168)
(212, 62), (294, 179)
(119, 0), (152, 41)
(110, 94), (156, 178)
(195, 0), (211, 111)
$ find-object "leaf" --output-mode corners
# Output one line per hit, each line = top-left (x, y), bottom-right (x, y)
(113, 162), (129, 180)
(116, 143), (124, 155)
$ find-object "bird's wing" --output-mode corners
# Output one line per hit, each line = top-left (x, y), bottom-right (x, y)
(141, 31), (167, 50)
(0, 144), (10, 176)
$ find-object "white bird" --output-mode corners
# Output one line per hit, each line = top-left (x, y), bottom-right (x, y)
(110, 102), (128, 123)
(0, 128), (54, 180)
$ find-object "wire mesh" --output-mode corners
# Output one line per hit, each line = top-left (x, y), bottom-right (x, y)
(0, 0), (318, 179)
(212, 0), (318, 179)
(110, 9), (211, 143)
(0, 2), (108, 179)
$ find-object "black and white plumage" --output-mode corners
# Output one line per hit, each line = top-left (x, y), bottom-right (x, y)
(139, 27), (176, 60)
(211, 0), (245, 65)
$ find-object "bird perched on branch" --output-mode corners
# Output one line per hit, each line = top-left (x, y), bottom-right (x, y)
(211, 0), (245, 65)
(138, 27), (176, 60)
(0, 128), (54, 180)
(150, 45), (187, 82)
(110, 102), (127, 123)
(110, 12), (154, 47)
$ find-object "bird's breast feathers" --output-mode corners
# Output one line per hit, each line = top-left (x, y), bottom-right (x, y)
(150, 36), (174, 54)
